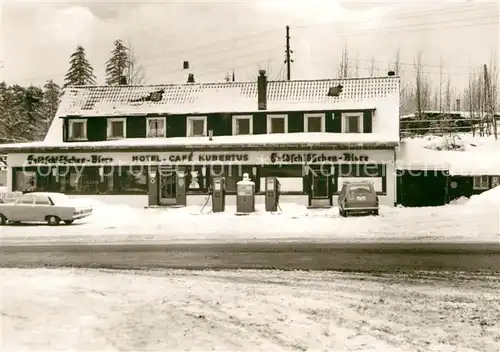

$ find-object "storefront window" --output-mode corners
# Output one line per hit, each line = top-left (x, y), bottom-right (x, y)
(187, 166), (207, 193)
(209, 165), (254, 192)
(112, 166), (148, 193)
(14, 170), (37, 192)
(337, 164), (386, 193)
(259, 165), (304, 193)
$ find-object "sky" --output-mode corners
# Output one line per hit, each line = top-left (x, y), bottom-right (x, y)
(0, 0), (499, 91)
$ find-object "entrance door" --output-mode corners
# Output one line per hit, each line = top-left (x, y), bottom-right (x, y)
(312, 174), (329, 199)
(159, 171), (177, 205)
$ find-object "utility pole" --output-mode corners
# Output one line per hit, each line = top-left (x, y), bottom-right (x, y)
(285, 25), (293, 80)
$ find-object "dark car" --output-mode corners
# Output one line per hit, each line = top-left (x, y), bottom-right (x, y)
(338, 181), (379, 217)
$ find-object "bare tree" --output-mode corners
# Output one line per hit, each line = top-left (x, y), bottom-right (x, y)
(414, 51), (431, 118)
(487, 53), (498, 138)
(124, 41), (146, 84)
(438, 57), (444, 112)
(369, 56), (377, 77)
(337, 43), (350, 79)
(354, 54), (359, 78)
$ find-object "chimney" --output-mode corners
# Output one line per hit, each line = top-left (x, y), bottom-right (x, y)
(119, 76), (128, 85)
(187, 73), (195, 83)
(257, 70), (267, 110)
(455, 98), (461, 111)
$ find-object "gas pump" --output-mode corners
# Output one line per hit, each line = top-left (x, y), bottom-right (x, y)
(265, 176), (281, 212)
(211, 177), (226, 212)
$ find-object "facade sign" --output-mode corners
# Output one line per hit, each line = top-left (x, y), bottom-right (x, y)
(270, 152), (369, 164)
(26, 154), (114, 165)
(131, 153), (250, 164)
(11, 150), (391, 167)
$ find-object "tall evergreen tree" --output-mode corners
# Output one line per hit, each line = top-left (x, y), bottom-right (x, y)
(0, 84), (44, 142)
(63, 45), (96, 88)
(41, 80), (61, 137)
(105, 39), (129, 85)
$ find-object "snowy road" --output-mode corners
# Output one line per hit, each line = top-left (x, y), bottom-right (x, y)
(2, 242), (500, 272)
(1, 268), (499, 352)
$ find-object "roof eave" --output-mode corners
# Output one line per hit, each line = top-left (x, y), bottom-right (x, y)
(0, 141), (398, 154)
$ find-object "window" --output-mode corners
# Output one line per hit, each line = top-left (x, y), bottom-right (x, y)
(68, 119), (87, 140)
(147, 117), (166, 138)
(232, 115), (253, 135)
(187, 116), (207, 137)
(267, 114), (288, 134)
(209, 165), (254, 193)
(337, 164), (386, 193)
(259, 165), (304, 192)
(187, 166), (207, 192)
(473, 176), (489, 190)
(34, 195), (51, 205)
(342, 113), (363, 133)
(304, 113), (325, 132)
(19, 194), (34, 204)
(107, 118), (126, 139)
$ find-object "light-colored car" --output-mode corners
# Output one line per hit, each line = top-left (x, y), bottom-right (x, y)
(0, 192), (93, 226)
(338, 181), (379, 217)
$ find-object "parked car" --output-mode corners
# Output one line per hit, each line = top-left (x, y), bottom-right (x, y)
(338, 181), (379, 217)
(0, 192), (93, 225)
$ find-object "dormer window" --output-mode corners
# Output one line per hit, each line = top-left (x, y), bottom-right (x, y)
(68, 119), (87, 141)
(187, 116), (207, 137)
(107, 118), (126, 139)
(341, 112), (363, 133)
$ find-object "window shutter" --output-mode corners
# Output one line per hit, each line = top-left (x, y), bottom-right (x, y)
(363, 111), (373, 133)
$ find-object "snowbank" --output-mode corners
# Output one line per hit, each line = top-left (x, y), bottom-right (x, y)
(466, 186), (500, 206)
(398, 134), (500, 175)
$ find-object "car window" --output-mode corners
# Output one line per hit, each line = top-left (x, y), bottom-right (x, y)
(18, 194), (35, 204)
(347, 185), (373, 195)
(48, 194), (69, 205)
(34, 195), (51, 205)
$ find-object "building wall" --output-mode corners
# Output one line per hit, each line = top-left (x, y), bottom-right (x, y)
(62, 109), (381, 142)
(6, 148), (397, 207)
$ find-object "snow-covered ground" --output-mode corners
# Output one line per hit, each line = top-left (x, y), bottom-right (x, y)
(1, 187), (499, 244)
(398, 133), (500, 174)
(1, 268), (498, 352)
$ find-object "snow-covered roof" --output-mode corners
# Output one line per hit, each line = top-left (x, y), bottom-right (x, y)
(396, 135), (500, 175)
(55, 76), (400, 117)
(0, 133), (399, 152)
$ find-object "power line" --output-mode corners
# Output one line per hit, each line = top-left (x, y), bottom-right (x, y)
(11, 3), (498, 84)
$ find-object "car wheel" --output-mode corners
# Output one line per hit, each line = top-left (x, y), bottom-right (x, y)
(46, 216), (61, 226)
(373, 209), (379, 216)
(0, 214), (6, 225)
(64, 220), (74, 225)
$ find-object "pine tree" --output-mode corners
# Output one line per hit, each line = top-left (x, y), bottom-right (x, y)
(41, 80), (61, 137)
(63, 46), (97, 88)
(105, 39), (130, 85)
